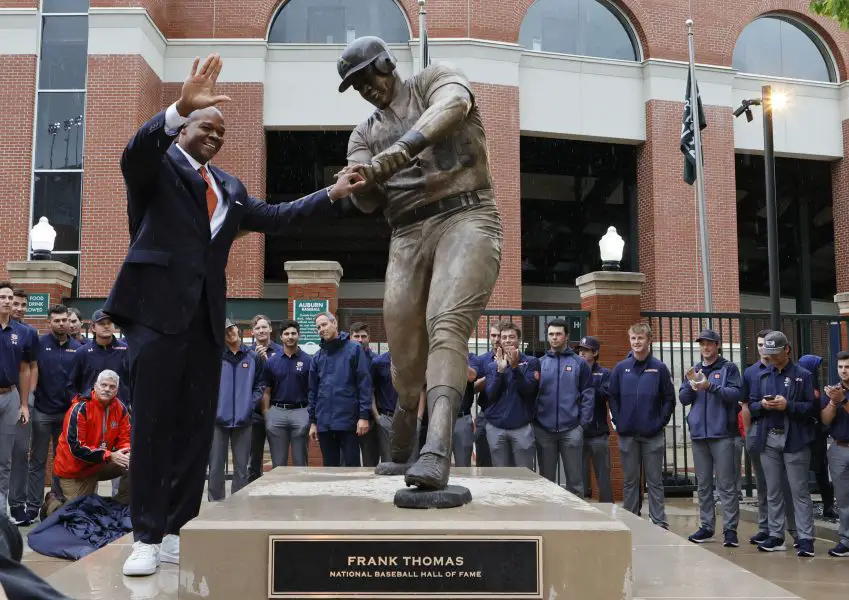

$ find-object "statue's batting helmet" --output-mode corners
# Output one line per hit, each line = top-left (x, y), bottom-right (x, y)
(337, 36), (397, 92)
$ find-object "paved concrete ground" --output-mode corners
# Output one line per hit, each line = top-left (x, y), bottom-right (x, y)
(13, 476), (848, 600)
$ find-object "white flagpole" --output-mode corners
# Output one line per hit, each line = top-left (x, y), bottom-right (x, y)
(687, 19), (713, 315)
(419, 0), (427, 74)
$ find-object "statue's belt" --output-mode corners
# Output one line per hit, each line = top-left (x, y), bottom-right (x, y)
(390, 190), (486, 229)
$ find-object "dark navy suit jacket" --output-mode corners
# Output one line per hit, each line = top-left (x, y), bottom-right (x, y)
(104, 109), (333, 345)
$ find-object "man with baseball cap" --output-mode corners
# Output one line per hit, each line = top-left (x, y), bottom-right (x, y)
(748, 331), (817, 556)
(576, 336), (613, 503)
(68, 310), (131, 409)
(679, 329), (743, 547)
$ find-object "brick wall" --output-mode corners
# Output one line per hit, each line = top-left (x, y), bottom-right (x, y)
(637, 100), (740, 313)
(833, 120), (849, 294)
(0, 0), (38, 7)
(472, 83), (521, 309)
(0, 55), (36, 281)
(80, 55), (162, 296)
(161, 83), (267, 298)
(90, 0), (168, 34)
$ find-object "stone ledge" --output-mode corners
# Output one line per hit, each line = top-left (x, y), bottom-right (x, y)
(6, 260), (77, 287)
(834, 292), (849, 313)
(575, 271), (645, 299)
(284, 260), (343, 286)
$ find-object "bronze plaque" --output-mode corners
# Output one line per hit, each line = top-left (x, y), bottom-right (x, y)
(268, 534), (543, 599)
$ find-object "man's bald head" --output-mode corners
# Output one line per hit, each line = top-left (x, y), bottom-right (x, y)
(178, 105), (226, 164)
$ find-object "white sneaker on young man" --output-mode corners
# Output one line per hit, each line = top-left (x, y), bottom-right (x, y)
(160, 534), (180, 564)
(123, 541), (160, 576)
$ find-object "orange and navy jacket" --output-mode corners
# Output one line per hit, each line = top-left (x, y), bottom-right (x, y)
(53, 392), (131, 479)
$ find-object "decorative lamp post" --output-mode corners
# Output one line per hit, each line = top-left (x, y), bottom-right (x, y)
(31, 216), (56, 261)
(599, 226), (624, 271)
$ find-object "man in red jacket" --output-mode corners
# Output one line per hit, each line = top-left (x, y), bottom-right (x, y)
(51, 369), (131, 513)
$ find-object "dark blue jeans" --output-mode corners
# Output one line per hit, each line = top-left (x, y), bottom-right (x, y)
(318, 431), (360, 467)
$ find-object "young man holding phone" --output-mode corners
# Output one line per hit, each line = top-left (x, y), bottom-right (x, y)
(747, 331), (817, 556)
(821, 351), (849, 557)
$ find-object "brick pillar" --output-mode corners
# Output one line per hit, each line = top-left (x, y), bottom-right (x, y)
(81, 55), (162, 296)
(575, 270), (646, 502)
(6, 260), (77, 333)
(832, 121), (849, 296)
(472, 83), (521, 310)
(284, 260), (343, 467)
(0, 53), (37, 281)
(7, 259), (77, 485)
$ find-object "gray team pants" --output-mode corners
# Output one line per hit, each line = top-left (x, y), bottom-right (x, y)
(359, 421), (380, 467)
(27, 408), (65, 509)
(375, 413), (393, 463)
(8, 393), (32, 510)
(452, 414), (474, 467)
(747, 422), (796, 535)
(265, 406), (310, 467)
(828, 443), (849, 546)
(620, 432), (668, 527)
(384, 199), (502, 462)
(207, 425), (251, 501)
(692, 437), (739, 533)
(487, 423), (536, 470)
(0, 389), (22, 513)
(761, 431), (814, 541)
(584, 434), (613, 503)
(534, 423), (584, 495)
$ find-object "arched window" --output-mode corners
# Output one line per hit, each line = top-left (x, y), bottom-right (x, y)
(268, 0), (410, 44)
(519, 0), (639, 61)
(732, 16), (835, 82)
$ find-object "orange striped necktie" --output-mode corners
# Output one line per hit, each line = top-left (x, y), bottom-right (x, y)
(198, 165), (218, 221)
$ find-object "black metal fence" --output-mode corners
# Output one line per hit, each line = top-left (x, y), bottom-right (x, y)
(643, 311), (849, 495)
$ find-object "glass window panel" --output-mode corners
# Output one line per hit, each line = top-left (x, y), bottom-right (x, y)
(520, 136), (637, 285)
(519, 0), (638, 61)
(265, 130), (390, 281)
(42, 0), (89, 13)
(732, 17), (832, 82)
(52, 253), (79, 297)
(736, 153), (835, 300)
(32, 172), (82, 253)
(39, 16), (89, 90)
(35, 92), (85, 170)
(269, 0), (409, 44)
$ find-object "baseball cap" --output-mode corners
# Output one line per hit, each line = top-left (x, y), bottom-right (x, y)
(577, 336), (600, 352)
(224, 318), (237, 329)
(91, 309), (110, 323)
(761, 331), (789, 355)
(695, 329), (721, 344)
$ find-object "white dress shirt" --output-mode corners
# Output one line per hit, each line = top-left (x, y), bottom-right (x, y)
(164, 102), (229, 238)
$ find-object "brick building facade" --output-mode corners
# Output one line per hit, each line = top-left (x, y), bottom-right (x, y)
(1, 0), (848, 320)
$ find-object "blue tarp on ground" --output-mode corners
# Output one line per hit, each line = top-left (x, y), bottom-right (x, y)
(27, 495), (132, 561)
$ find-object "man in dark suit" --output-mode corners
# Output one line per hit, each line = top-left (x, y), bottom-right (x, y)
(106, 54), (365, 577)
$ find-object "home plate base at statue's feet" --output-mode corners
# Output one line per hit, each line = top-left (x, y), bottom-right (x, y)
(394, 484), (472, 509)
(175, 467), (633, 600)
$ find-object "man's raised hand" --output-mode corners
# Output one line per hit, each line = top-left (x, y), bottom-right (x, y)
(176, 54), (232, 117)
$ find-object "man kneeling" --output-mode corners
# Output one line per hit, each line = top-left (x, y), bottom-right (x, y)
(50, 370), (131, 514)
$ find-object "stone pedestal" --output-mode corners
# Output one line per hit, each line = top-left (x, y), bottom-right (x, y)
(284, 260), (343, 316)
(6, 260), (77, 333)
(179, 468), (632, 600)
(575, 271), (645, 502)
(835, 292), (849, 348)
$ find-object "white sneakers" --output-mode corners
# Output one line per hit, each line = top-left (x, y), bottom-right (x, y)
(123, 542), (160, 576)
(160, 534), (180, 564)
(123, 535), (179, 577)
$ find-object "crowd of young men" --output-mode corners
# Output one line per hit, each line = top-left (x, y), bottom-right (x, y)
(3, 288), (847, 561)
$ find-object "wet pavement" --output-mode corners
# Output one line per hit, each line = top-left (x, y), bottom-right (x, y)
(13, 482), (847, 600)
